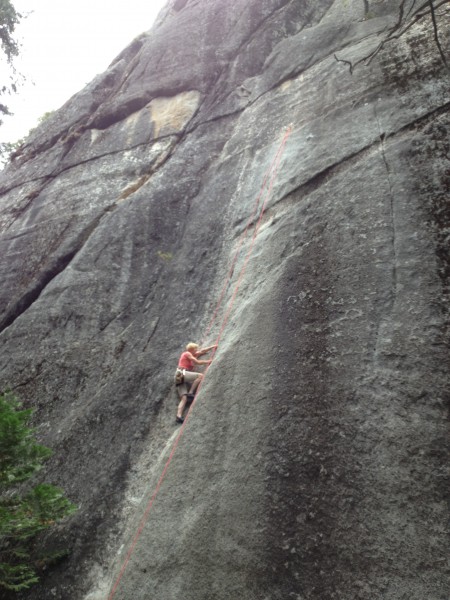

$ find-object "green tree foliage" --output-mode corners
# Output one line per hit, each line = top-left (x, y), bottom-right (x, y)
(0, 0), (22, 124)
(0, 392), (77, 592)
(0, 139), (22, 167)
(0, 0), (20, 62)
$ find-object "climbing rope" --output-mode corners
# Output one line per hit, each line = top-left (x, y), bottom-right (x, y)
(107, 125), (292, 600)
(202, 126), (292, 344)
(209, 126), (291, 347)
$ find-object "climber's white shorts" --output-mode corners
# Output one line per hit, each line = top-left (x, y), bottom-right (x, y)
(174, 368), (202, 398)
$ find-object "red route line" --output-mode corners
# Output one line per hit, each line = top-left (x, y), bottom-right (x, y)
(211, 127), (291, 346)
(107, 427), (187, 600)
(201, 129), (291, 344)
(107, 125), (292, 600)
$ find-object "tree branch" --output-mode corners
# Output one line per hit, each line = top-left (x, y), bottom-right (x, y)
(333, 53), (354, 74)
(428, 0), (449, 67)
(335, 0), (449, 73)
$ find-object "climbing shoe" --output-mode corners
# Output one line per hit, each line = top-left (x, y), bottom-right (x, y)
(176, 416), (184, 424)
(186, 393), (195, 403)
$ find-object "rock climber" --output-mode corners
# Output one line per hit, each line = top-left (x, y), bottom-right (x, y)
(174, 342), (217, 424)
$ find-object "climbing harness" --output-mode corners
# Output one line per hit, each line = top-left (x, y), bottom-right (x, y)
(107, 125), (292, 600)
(174, 368), (185, 385)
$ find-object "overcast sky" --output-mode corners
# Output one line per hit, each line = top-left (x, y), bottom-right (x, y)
(1, 0), (167, 144)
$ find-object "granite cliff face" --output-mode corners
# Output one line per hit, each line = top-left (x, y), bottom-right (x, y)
(0, 1), (449, 599)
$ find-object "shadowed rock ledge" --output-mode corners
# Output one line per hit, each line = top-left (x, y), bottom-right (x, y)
(0, 1), (448, 599)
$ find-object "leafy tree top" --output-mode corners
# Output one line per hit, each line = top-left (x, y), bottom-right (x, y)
(0, 0), (21, 64)
(0, 392), (77, 592)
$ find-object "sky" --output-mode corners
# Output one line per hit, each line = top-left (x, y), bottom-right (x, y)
(1, 0), (167, 144)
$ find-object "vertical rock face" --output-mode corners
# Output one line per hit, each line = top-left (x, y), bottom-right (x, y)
(0, 1), (448, 599)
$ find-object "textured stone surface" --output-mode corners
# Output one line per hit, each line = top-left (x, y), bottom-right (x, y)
(0, 1), (449, 599)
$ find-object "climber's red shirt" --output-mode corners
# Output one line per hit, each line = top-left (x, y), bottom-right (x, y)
(178, 351), (196, 371)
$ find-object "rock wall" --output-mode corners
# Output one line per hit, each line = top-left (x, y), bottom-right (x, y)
(0, 1), (448, 599)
